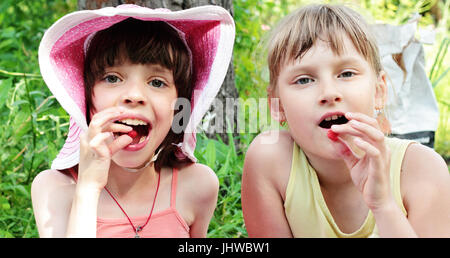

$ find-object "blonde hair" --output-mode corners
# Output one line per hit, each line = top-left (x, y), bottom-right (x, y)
(267, 4), (382, 94)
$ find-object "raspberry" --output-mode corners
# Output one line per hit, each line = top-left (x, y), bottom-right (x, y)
(127, 130), (138, 138)
(327, 130), (339, 142)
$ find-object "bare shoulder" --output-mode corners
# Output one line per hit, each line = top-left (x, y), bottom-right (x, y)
(177, 163), (219, 204)
(31, 169), (75, 237)
(245, 130), (293, 170)
(32, 169), (75, 197)
(401, 143), (449, 187)
(244, 130), (294, 194)
(241, 130), (296, 237)
(401, 143), (450, 209)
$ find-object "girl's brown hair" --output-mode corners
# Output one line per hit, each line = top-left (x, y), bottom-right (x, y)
(267, 4), (382, 95)
(84, 18), (194, 171)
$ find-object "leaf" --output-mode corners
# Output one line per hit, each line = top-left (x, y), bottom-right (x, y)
(0, 78), (12, 110)
(0, 196), (11, 210)
(0, 38), (14, 50)
(0, 229), (14, 238)
(205, 140), (216, 169)
(432, 67), (450, 88)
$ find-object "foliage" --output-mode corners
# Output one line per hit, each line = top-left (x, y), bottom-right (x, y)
(0, 0), (448, 238)
(195, 132), (256, 237)
(0, 0), (77, 238)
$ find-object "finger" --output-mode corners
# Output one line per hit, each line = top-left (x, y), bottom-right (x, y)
(90, 107), (125, 127)
(330, 123), (363, 137)
(345, 112), (379, 129)
(88, 132), (114, 158)
(88, 107), (127, 137)
(348, 119), (385, 143)
(109, 135), (133, 155)
(79, 131), (88, 145)
(353, 137), (381, 158)
(332, 139), (359, 168)
(105, 123), (133, 133)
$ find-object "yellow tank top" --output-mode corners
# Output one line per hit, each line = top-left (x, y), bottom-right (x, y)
(284, 137), (414, 238)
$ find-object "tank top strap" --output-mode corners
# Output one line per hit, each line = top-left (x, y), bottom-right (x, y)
(170, 167), (179, 208)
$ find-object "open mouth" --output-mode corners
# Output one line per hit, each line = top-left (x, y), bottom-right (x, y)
(113, 118), (151, 145)
(319, 114), (348, 129)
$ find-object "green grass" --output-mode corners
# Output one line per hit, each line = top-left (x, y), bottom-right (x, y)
(195, 133), (256, 238)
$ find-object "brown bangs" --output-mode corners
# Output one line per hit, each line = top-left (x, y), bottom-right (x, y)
(267, 4), (381, 92)
(84, 18), (192, 121)
(83, 18), (194, 171)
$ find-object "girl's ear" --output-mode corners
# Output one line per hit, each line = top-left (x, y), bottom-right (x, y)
(267, 87), (286, 123)
(374, 71), (387, 110)
(374, 71), (391, 134)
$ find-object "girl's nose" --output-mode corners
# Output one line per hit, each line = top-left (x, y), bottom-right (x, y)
(318, 82), (343, 105)
(121, 83), (147, 106)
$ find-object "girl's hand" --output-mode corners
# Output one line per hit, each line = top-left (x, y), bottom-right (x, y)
(78, 107), (133, 191)
(330, 112), (393, 211)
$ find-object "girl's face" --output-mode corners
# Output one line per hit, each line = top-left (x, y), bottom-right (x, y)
(274, 33), (386, 160)
(91, 61), (178, 168)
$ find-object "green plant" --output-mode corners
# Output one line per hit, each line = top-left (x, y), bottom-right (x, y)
(195, 132), (257, 237)
(0, 0), (76, 238)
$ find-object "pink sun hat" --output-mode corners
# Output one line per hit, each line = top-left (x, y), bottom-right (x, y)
(38, 4), (235, 170)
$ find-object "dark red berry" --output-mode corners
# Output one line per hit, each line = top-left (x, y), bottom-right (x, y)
(127, 130), (138, 138)
(327, 130), (339, 141)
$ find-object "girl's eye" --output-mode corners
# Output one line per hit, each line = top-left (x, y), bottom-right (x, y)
(339, 71), (355, 78)
(149, 79), (166, 88)
(295, 77), (314, 85)
(104, 75), (121, 83)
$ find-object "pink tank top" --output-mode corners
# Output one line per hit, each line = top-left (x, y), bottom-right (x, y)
(68, 167), (190, 238)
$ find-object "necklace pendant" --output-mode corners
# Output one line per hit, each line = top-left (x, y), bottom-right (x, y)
(134, 225), (142, 238)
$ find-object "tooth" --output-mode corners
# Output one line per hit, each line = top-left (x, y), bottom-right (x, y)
(139, 136), (146, 143)
(120, 118), (147, 126)
(325, 117), (332, 121)
(331, 115), (338, 120)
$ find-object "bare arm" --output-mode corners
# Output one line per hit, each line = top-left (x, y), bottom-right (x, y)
(31, 169), (102, 238)
(241, 132), (293, 237)
(400, 143), (450, 237)
(371, 144), (450, 237)
(65, 185), (101, 237)
(31, 170), (74, 237)
(179, 164), (219, 238)
(65, 107), (132, 237)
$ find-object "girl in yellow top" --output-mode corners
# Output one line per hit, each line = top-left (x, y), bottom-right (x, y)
(241, 4), (450, 237)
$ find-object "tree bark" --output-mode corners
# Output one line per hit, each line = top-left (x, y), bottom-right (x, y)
(78, 0), (238, 144)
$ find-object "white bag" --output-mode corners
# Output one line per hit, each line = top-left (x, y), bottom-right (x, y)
(372, 15), (439, 147)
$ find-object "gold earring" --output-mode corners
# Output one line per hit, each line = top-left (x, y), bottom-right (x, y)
(375, 108), (382, 117)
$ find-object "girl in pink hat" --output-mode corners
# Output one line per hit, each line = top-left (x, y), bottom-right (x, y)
(31, 5), (235, 238)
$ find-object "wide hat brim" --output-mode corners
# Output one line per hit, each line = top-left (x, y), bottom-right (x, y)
(38, 4), (235, 170)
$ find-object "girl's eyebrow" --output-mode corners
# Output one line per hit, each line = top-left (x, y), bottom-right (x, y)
(284, 56), (367, 77)
(333, 56), (366, 67)
(148, 65), (172, 74)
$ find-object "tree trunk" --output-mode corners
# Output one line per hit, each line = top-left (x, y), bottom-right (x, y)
(78, 0), (238, 144)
